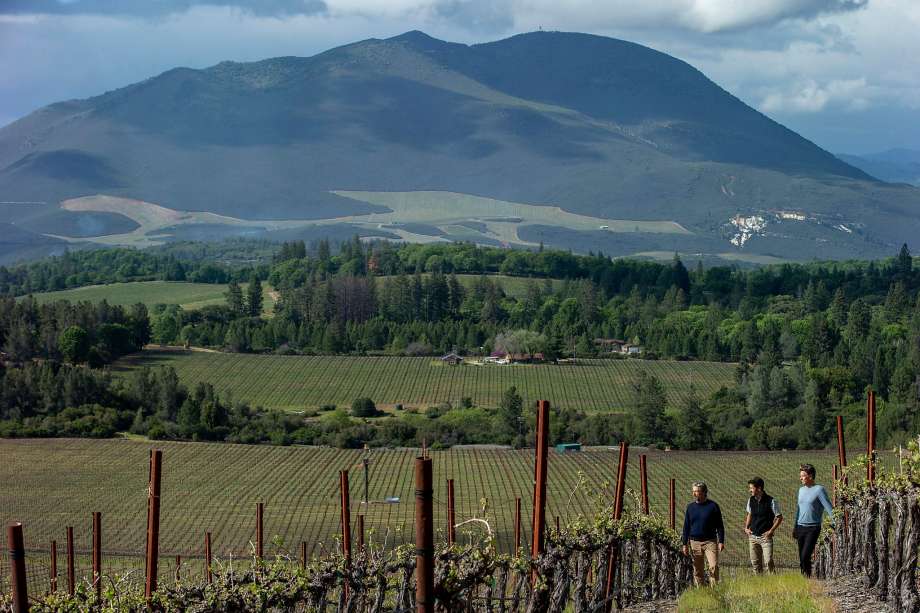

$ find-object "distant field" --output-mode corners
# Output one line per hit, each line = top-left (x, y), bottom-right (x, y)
(112, 351), (734, 412)
(0, 438), (859, 586)
(21, 281), (275, 314)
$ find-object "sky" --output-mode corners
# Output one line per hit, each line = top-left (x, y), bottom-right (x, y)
(1, 0), (918, 155)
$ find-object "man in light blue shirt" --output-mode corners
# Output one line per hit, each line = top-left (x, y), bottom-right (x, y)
(793, 463), (834, 576)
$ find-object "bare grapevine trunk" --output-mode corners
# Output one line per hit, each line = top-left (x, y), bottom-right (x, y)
(892, 492), (908, 612)
(901, 491), (920, 613)
(864, 493), (879, 588)
(876, 494), (891, 601)
(572, 552), (589, 612)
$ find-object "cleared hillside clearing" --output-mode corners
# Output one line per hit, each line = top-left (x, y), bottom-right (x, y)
(21, 281), (275, 314)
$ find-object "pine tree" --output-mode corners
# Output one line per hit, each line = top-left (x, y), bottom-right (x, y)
(226, 281), (244, 316)
(247, 276), (263, 317)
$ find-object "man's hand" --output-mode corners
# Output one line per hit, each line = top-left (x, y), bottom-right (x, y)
(764, 530), (774, 539)
(718, 543), (725, 552)
(744, 527), (752, 535)
(682, 545), (688, 556)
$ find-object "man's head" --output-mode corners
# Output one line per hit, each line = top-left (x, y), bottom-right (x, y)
(799, 464), (816, 486)
(692, 481), (708, 503)
(748, 477), (765, 497)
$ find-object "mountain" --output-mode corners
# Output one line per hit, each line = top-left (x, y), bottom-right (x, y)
(1, 30), (918, 263)
(837, 149), (920, 186)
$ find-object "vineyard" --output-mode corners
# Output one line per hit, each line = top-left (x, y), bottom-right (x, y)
(21, 281), (274, 314)
(1, 437), (853, 585)
(111, 351), (735, 412)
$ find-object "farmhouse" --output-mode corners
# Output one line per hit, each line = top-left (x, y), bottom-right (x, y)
(440, 353), (464, 365)
(594, 338), (627, 353)
(485, 351), (545, 364)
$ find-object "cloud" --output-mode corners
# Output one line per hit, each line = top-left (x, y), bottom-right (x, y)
(677, 0), (869, 33)
(0, 0), (327, 18)
(760, 78), (871, 113)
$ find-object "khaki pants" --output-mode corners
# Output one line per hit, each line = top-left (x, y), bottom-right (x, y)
(689, 539), (719, 586)
(748, 534), (775, 574)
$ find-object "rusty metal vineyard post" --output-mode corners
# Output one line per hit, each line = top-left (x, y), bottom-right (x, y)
(7, 523), (28, 613)
(145, 449), (162, 601)
(415, 456), (434, 613)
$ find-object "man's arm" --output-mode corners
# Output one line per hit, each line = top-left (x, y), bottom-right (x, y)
(714, 504), (725, 545)
(682, 506), (691, 544)
(767, 499), (783, 536)
(744, 512), (752, 535)
(818, 486), (834, 519)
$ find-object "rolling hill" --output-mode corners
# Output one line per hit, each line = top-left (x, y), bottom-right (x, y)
(1, 30), (918, 263)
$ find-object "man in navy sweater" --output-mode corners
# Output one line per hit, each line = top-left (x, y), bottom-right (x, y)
(681, 481), (725, 586)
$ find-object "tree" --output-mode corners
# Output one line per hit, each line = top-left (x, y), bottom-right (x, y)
(629, 371), (672, 446)
(226, 281), (245, 316)
(247, 276), (264, 317)
(59, 325), (89, 364)
(675, 390), (711, 449)
(351, 397), (379, 418)
(897, 243), (912, 279)
(498, 386), (524, 445)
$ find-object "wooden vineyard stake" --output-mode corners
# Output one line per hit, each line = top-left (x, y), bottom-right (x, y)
(256, 502), (264, 561)
(50, 539), (57, 593)
(300, 541), (307, 570)
(340, 471), (351, 562)
(7, 523), (28, 613)
(514, 497), (521, 553)
(867, 391), (877, 483)
(415, 456), (434, 613)
(605, 441), (630, 613)
(205, 532), (213, 584)
(639, 454), (649, 514)
(531, 400), (550, 583)
(669, 479), (676, 530)
(145, 449), (162, 601)
(447, 479), (456, 545)
(66, 526), (75, 596)
(92, 512), (102, 605)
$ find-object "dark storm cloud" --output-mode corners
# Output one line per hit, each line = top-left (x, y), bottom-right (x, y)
(0, 0), (326, 18)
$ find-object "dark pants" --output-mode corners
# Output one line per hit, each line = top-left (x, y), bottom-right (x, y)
(795, 524), (821, 576)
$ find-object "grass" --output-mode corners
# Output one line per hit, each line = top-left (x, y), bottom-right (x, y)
(1, 438), (856, 585)
(20, 281), (275, 314)
(111, 351), (734, 412)
(677, 572), (832, 612)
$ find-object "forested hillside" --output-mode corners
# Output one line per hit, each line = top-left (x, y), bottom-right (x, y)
(2, 239), (919, 451)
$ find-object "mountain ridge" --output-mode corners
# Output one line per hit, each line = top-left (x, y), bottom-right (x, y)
(0, 30), (916, 263)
